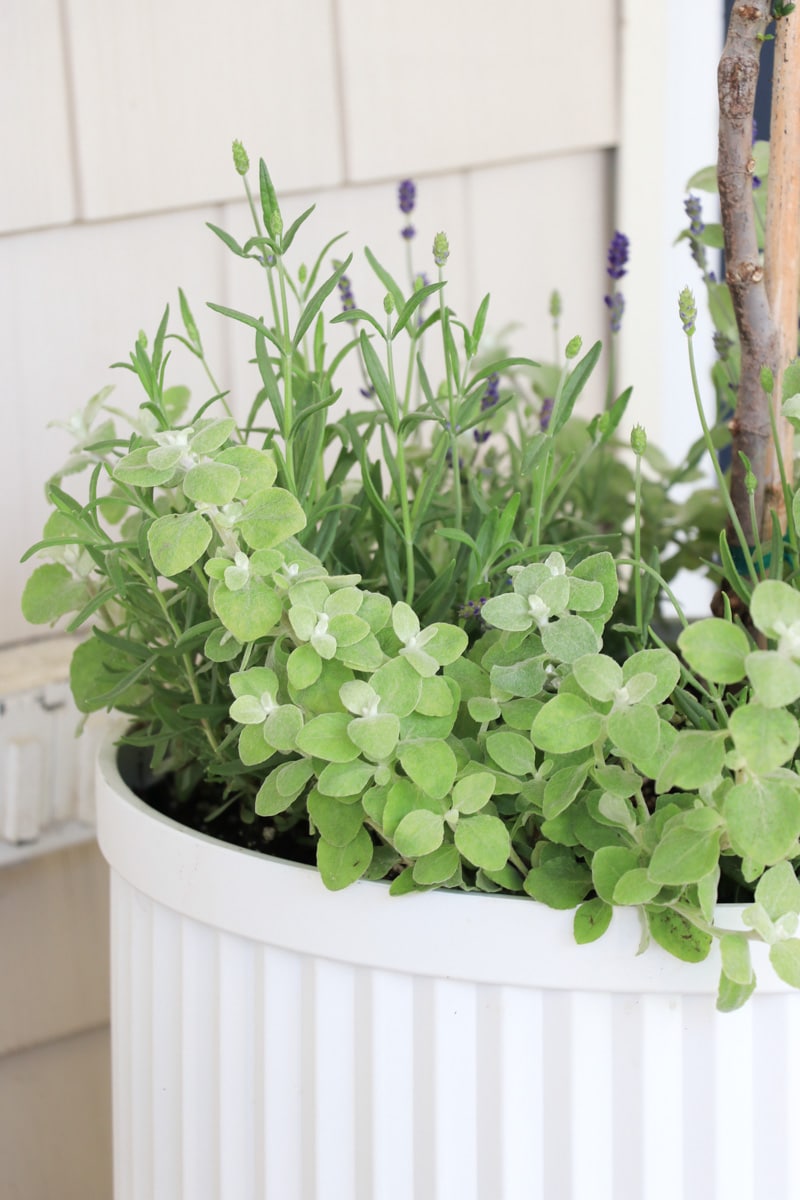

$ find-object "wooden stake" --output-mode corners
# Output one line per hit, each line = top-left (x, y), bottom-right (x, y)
(762, 9), (800, 537)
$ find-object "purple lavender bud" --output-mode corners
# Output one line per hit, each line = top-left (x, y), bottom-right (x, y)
(398, 179), (416, 215)
(713, 331), (733, 361)
(606, 231), (630, 281)
(540, 397), (554, 431)
(752, 176), (762, 190)
(684, 193), (704, 236)
(480, 372), (500, 411)
(473, 429), (491, 444)
(604, 292), (625, 334)
(333, 259), (356, 313)
(401, 224), (416, 240)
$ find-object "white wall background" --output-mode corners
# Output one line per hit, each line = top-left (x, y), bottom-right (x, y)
(2, 0), (723, 646)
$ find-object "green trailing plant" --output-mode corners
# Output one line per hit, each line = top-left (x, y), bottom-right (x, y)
(19, 0), (800, 1011)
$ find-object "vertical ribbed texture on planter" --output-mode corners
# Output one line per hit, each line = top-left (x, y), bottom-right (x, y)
(109, 870), (800, 1200)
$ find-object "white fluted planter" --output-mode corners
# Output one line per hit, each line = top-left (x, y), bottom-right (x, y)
(96, 737), (800, 1200)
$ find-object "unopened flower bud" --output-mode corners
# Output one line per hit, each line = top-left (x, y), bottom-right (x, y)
(383, 293), (395, 315)
(565, 335), (582, 360)
(760, 366), (774, 394)
(549, 290), (562, 320)
(232, 140), (250, 176)
(433, 232), (450, 267)
(739, 451), (757, 495)
(630, 424), (647, 456)
(678, 287), (696, 336)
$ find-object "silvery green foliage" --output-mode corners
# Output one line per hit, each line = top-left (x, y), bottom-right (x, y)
(19, 155), (800, 1010)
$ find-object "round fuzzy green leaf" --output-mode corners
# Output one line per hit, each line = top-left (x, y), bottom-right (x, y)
(612, 868), (662, 905)
(572, 654), (622, 702)
(230, 666), (280, 700)
(295, 712), (359, 762)
(769, 938), (800, 988)
(263, 705), (304, 754)
(237, 487), (306, 550)
(540, 615), (599, 663)
(393, 809), (445, 857)
(275, 759), (315, 799)
(308, 791), (366, 847)
(573, 898), (613, 944)
(454, 813), (510, 871)
(399, 740), (457, 799)
(328, 613), (370, 648)
(417, 675), (458, 717)
(542, 762), (590, 820)
(183, 462), (240, 505)
(215, 445), (277, 497)
(113, 445), (175, 486)
(481, 593), (532, 632)
(468, 696), (502, 723)
(423, 623), (469, 666)
(746, 650), (800, 708)
(591, 846), (641, 904)
(316, 827), (373, 890)
(188, 417), (236, 455)
(750, 579), (800, 639)
(728, 703), (799, 775)
(485, 731), (537, 776)
(648, 825), (722, 885)
(204, 627), (242, 662)
(607, 704), (659, 766)
(646, 908), (712, 963)
(719, 933), (754, 986)
(452, 772), (495, 814)
(655, 730), (727, 792)
(214, 579), (283, 643)
(287, 643), (322, 690)
(717, 973), (758, 1012)
(523, 855), (593, 909)
(490, 657), (546, 699)
(255, 767), (295, 815)
(622, 648), (681, 704)
(382, 779), (443, 839)
(531, 694), (604, 753)
(229, 694), (266, 724)
(371, 657), (423, 717)
(413, 843), (461, 886)
(347, 713), (400, 760)
(148, 511), (212, 576)
(21, 563), (88, 624)
(677, 618), (749, 684)
(238, 724), (274, 766)
(317, 760), (375, 798)
(391, 601), (420, 643)
(755, 861), (800, 921)
(724, 778), (800, 864)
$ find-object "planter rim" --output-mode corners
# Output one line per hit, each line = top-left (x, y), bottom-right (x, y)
(95, 731), (791, 995)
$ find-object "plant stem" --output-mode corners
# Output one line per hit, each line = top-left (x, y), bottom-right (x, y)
(275, 255), (297, 492)
(687, 335), (759, 587)
(385, 327), (416, 604)
(438, 269), (462, 531)
(633, 450), (643, 634)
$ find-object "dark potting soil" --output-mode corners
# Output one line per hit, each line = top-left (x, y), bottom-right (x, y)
(116, 743), (318, 866)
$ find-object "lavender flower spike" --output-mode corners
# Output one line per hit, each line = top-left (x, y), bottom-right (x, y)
(398, 179), (416, 214)
(399, 179), (416, 240)
(606, 231), (630, 281)
(604, 292), (625, 334)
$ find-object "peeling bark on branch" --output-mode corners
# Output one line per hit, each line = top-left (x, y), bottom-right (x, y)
(718, 3), (777, 547)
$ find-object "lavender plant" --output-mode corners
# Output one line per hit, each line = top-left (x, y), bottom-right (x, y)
(20, 98), (800, 1008)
